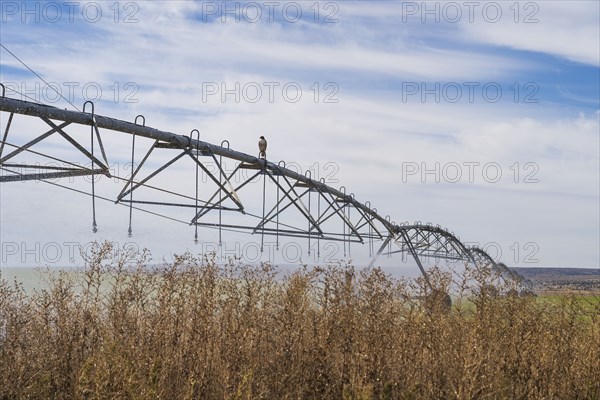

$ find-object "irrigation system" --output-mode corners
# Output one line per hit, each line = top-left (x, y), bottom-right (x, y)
(0, 88), (534, 294)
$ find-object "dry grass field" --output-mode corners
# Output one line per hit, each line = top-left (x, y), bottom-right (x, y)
(1, 242), (599, 399)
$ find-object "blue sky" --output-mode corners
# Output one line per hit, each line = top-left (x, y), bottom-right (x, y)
(0, 1), (598, 271)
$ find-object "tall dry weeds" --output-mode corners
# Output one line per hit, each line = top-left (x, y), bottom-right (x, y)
(0, 242), (598, 399)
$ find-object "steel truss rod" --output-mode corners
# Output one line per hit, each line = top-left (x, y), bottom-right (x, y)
(1, 163), (89, 171)
(399, 230), (433, 290)
(310, 186), (363, 241)
(0, 112), (13, 159)
(0, 121), (71, 164)
(0, 167), (106, 182)
(41, 116), (109, 171)
(194, 222), (364, 243)
(185, 149), (245, 213)
(367, 233), (394, 268)
(264, 169), (323, 235)
(252, 182), (309, 234)
(192, 164), (258, 222)
(0, 141), (112, 181)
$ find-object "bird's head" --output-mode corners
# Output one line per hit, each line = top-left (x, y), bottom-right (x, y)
(260, 136), (265, 139)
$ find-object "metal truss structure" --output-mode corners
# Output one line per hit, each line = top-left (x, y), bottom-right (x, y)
(0, 91), (532, 293)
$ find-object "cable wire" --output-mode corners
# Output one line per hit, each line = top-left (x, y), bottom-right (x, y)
(0, 43), (80, 111)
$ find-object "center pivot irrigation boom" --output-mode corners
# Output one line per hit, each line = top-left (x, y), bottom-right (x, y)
(0, 90), (533, 294)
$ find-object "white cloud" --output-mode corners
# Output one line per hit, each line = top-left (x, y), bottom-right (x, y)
(459, 1), (600, 66)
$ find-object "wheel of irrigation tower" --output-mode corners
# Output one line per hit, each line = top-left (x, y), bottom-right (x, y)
(423, 288), (453, 313)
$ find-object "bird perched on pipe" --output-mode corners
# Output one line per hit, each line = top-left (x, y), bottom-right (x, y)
(258, 136), (267, 158)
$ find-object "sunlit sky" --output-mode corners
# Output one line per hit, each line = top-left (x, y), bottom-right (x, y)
(0, 1), (598, 271)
